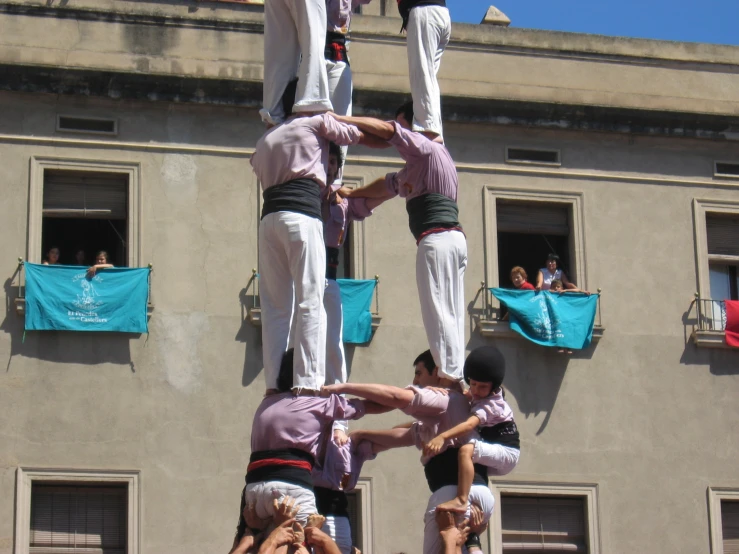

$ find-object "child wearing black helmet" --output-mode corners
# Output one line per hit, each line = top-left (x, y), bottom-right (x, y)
(423, 345), (520, 514)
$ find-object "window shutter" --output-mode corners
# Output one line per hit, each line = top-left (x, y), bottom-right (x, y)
(502, 496), (587, 552)
(707, 214), (739, 257)
(30, 485), (127, 554)
(497, 202), (570, 236)
(724, 501), (739, 554)
(43, 170), (128, 220)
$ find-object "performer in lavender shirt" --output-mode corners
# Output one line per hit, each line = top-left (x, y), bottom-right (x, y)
(244, 349), (380, 528)
(251, 86), (383, 394)
(330, 103), (467, 383)
(322, 350), (495, 554)
(323, 143), (388, 437)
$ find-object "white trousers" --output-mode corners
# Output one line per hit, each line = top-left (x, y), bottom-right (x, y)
(259, 212), (326, 391)
(324, 515), (353, 554)
(326, 58), (353, 184)
(406, 5), (451, 136)
(324, 278), (348, 431)
(416, 230), (467, 381)
(472, 440), (520, 477)
(261, 0), (333, 125)
(423, 484), (494, 554)
(244, 480), (317, 526)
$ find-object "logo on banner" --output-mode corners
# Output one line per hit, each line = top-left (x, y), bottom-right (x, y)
(68, 272), (108, 324)
(529, 294), (564, 341)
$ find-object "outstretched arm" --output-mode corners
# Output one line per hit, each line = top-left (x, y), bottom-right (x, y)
(339, 177), (392, 199)
(322, 382), (415, 410)
(424, 415), (480, 457)
(351, 427), (415, 450)
(331, 114), (395, 141)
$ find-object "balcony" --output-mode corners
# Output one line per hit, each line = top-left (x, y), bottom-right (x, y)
(692, 297), (733, 349)
(477, 286), (605, 344)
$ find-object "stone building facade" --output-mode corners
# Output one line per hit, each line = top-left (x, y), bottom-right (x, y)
(0, 1), (738, 553)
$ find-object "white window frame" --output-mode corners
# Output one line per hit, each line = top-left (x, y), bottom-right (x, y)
(692, 199), (739, 300)
(28, 157), (142, 266)
(340, 177), (369, 279)
(708, 487), (739, 554)
(483, 187), (587, 294)
(350, 477), (374, 554)
(14, 467), (141, 554)
(488, 481), (601, 554)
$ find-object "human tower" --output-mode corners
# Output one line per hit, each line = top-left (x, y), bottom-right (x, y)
(232, 2), (521, 553)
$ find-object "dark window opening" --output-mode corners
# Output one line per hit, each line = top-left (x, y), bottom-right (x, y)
(337, 223), (352, 279)
(722, 500), (739, 553)
(57, 116), (117, 135)
(715, 162), (739, 177)
(507, 148), (560, 165)
(41, 170), (129, 267)
(346, 489), (362, 550)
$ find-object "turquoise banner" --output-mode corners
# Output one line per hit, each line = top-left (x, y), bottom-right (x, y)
(24, 263), (150, 333)
(491, 288), (598, 349)
(337, 279), (376, 344)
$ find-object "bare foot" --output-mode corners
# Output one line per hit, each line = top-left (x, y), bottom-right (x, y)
(436, 497), (468, 514)
(306, 514), (326, 529)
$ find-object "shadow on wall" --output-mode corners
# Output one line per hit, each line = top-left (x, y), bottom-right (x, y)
(466, 332), (570, 437)
(237, 285), (263, 388)
(2, 268), (135, 371)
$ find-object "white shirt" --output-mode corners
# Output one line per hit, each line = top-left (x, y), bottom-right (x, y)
(539, 267), (563, 290)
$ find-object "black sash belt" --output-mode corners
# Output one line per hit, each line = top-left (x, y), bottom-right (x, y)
(424, 447), (487, 493)
(262, 178), (322, 221)
(246, 448), (316, 490)
(479, 420), (521, 450)
(325, 32), (349, 64)
(326, 246), (340, 280)
(406, 193), (460, 241)
(397, 0), (446, 31)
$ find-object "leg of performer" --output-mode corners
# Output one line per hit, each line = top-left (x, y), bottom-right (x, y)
(261, 0), (300, 125)
(259, 213), (296, 390)
(286, 212), (327, 391)
(324, 277), (348, 431)
(405, 5), (451, 137)
(293, 0), (333, 115)
(244, 480), (318, 527)
(415, 230), (467, 382)
(323, 515), (353, 554)
(326, 59), (353, 184)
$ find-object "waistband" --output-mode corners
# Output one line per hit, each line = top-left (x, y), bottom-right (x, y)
(478, 420), (521, 450)
(406, 193), (460, 241)
(314, 486), (349, 517)
(325, 32), (349, 64)
(262, 178), (322, 221)
(397, 0), (446, 31)
(246, 449), (315, 490)
(424, 447), (487, 493)
(326, 246), (340, 280)
(416, 226), (464, 246)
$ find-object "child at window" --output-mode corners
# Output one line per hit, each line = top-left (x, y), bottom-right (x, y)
(87, 250), (114, 277)
(510, 266), (534, 290)
(550, 279), (590, 295)
(423, 346), (520, 514)
(42, 246), (61, 265)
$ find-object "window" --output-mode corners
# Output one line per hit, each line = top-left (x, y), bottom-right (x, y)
(30, 484), (127, 553)
(57, 115), (117, 136)
(337, 178), (369, 280)
(692, 201), (739, 338)
(506, 147), (561, 167)
(42, 170), (128, 267)
(708, 488), (739, 554)
(489, 483), (600, 554)
(14, 469), (140, 554)
(484, 188), (587, 301)
(28, 158), (142, 267)
(715, 161), (739, 179)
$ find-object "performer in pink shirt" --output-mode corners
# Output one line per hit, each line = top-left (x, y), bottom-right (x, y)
(244, 350), (374, 528)
(322, 350), (494, 554)
(330, 104), (467, 383)
(251, 93), (373, 394)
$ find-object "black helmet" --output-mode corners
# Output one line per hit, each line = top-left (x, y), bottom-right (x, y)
(463, 346), (506, 389)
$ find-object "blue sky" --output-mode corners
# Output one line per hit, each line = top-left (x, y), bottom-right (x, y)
(447, 0), (739, 46)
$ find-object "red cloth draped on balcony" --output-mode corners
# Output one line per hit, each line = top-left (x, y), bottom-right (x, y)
(726, 300), (739, 348)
